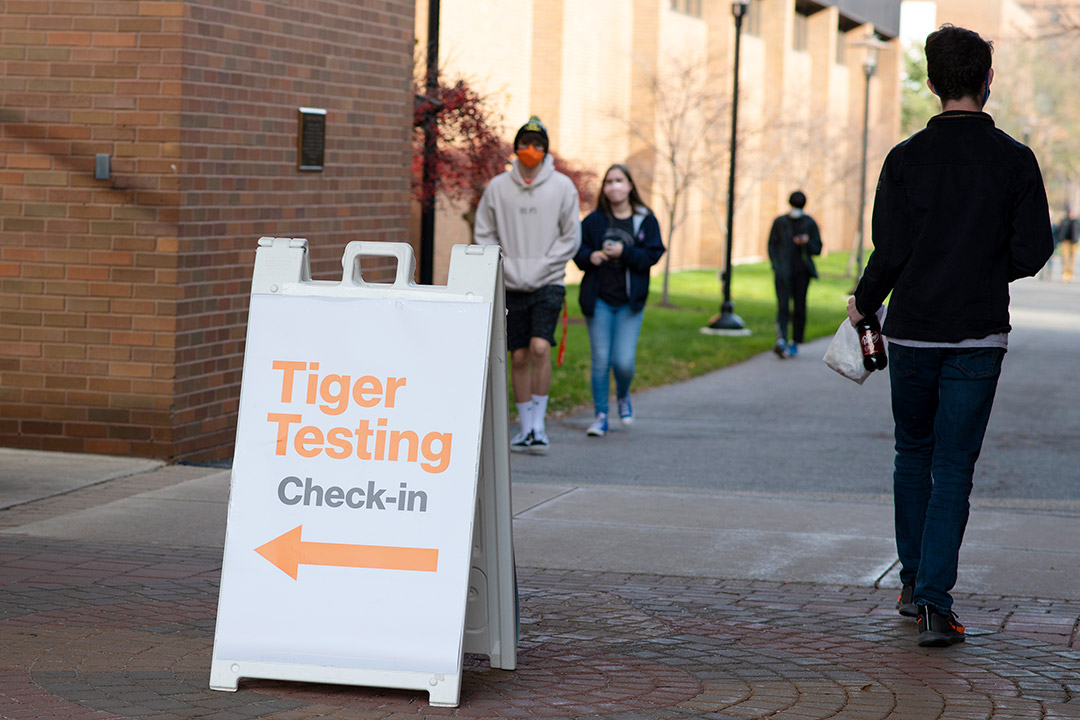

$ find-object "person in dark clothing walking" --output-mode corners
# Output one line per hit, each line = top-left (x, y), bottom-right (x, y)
(768, 190), (822, 358)
(1056, 207), (1077, 281)
(849, 24), (1053, 647)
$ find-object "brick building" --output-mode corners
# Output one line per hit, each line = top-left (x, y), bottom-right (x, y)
(1, 1), (416, 461)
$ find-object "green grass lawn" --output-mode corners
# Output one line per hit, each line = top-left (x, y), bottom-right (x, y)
(543, 252), (858, 415)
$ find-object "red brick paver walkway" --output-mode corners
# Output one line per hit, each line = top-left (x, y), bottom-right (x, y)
(1, 537), (1079, 719)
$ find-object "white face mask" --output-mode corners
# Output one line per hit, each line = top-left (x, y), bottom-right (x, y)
(603, 172), (632, 207)
(790, 209), (804, 219)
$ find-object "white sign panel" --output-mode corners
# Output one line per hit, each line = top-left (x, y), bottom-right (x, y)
(213, 293), (491, 676)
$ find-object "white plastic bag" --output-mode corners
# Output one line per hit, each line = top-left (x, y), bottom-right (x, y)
(823, 306), (886, 385)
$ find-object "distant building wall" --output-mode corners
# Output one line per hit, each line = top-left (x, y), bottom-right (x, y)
(416, 0), (902, 281)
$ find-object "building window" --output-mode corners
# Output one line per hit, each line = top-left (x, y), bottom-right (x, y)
(793, 11), (809, 52)
(670, 0), (702, 17)
(744, 0), (763, 37)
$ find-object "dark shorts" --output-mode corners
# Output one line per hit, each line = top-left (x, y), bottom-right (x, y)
(505, 285), (565, 351)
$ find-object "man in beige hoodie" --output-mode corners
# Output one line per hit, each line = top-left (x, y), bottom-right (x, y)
(474, 116), (581, 454)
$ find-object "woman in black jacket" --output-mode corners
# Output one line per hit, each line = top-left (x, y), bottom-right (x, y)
(573, 164), (665, 437)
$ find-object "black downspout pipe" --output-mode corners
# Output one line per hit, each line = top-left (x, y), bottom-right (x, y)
(419, 0), (440, 284)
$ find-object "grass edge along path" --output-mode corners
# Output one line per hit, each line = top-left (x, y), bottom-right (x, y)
(543, 252), (858, 417)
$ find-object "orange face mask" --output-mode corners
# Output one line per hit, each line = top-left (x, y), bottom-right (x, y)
(516, 146), (544, 168)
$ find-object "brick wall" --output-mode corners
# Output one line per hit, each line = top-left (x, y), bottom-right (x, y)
(0, 0), (416, 461)
(174, 0), (415, 462)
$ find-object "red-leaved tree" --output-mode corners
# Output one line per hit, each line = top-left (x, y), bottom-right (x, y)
(551, 153), (598, 215)
(413, 77), (595, 232)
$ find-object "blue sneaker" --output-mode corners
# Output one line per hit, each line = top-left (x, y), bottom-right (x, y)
(787, 342), (798, 357)
(617, 397), (634, 425)
(586, 413), (608, 437)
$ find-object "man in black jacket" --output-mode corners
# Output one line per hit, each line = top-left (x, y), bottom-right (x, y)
(768, 190), (822, 359)
(848, 24), (1052, 647)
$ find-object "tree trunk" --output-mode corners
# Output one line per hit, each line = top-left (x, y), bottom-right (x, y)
(845, 230), (860, 278)
(661, 205), (677, 307)
(462, 206), (477, 238)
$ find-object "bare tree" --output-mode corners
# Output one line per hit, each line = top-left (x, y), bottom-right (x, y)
(696, 94), (805, 265)
(992, 12), (1080, 210)
(621, 54), (733, 307)
(716, 82), (866, 277)
(620, 50), (886, 295)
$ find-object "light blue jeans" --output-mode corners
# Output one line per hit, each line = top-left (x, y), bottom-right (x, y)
(585, 298), (645, 415)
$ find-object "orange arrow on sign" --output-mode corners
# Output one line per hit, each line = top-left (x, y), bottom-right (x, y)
(255, 525), (439, 579)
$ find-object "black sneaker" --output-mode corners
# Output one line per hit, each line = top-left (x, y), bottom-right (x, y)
(896, 585), (918, 618)
(773, 339), (788, 359)
(510, 429), (534, 453)
(916, 604), (965, 647)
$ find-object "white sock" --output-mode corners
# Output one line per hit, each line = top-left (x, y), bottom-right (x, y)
(531, 394), (548, 434)
(516, 401), (533, 434)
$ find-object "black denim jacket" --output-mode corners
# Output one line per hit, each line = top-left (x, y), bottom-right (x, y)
(854, 111), (1053, 342)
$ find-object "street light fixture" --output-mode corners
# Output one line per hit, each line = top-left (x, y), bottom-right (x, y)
(851, 31), (888, 290)
(703, 0), (752, 336)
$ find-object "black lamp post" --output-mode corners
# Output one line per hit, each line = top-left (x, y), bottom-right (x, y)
(851, 34), (882, 290)
(703, 0), (751, 336)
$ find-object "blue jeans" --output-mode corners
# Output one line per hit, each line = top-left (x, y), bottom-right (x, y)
(889, 343), (1005, 613)
(585, 298), (645, 415)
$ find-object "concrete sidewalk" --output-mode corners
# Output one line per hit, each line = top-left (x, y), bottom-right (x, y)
(0, 278), (1078, 719)
(507, 277), (1080, 603)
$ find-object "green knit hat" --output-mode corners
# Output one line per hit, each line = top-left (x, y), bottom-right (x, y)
(513, 115), (549, 153)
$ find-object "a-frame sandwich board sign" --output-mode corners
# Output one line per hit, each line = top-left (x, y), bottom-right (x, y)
(209, 239), (516, 707)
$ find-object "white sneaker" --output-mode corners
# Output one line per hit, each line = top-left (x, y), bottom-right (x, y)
(586, 413), (608, 437)
(528, 429), (549, 454)
(510, 429), (533, 453)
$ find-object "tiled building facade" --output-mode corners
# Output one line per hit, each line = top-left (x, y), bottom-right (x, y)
(418, 0), (903, 283)
(1, 0), (416, 461)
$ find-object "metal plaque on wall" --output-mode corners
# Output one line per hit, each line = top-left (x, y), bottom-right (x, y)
(298, 107), (327, 171)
